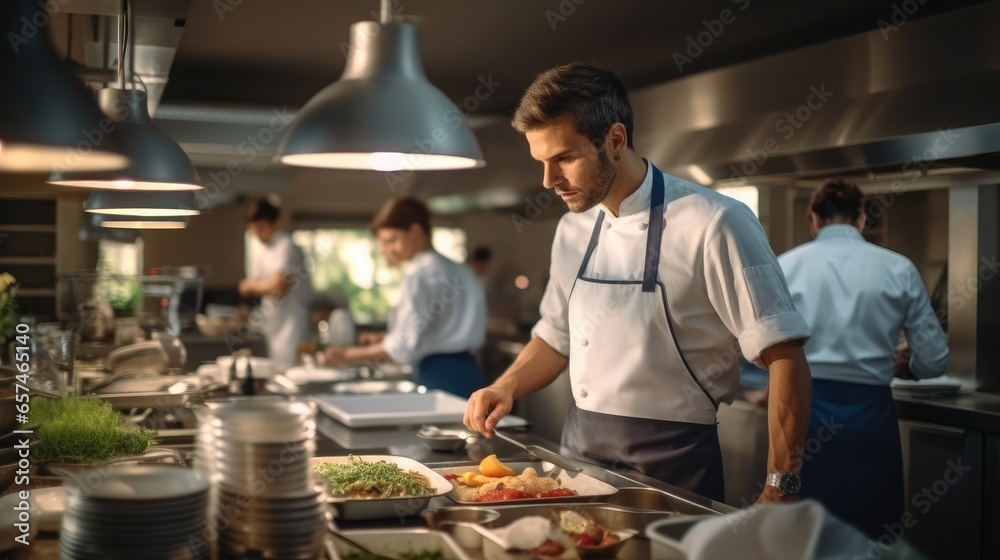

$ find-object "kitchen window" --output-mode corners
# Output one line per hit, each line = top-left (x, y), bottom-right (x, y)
(287, 228), (467, 325)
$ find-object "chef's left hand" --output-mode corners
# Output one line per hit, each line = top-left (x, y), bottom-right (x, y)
(755, 485), (800, 505)
(322, 347), (347, 366)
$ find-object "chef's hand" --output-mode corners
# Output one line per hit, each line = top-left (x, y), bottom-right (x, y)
(755, 485), (800, 505)
(357, 331), (385, 345)
(237, 279), (253, 298)
(464, 384), (514, 438)
(322, 347), (347, 367)
(894, 342), (913, 379)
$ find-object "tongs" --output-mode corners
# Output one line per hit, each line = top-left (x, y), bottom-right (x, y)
(492, 429), (583, 473)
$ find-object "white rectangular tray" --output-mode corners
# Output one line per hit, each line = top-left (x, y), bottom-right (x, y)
(310, 390), (469, 428)
(433, 461), (618, 505)
(311, 455), (454, 521)
(326, 528), (471, 560)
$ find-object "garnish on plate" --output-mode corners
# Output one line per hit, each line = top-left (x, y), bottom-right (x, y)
(313, 455), (435, 499)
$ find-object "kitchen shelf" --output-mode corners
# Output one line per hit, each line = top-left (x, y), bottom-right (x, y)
(0, 256), (56, 265)
(0, 225), (56, 233)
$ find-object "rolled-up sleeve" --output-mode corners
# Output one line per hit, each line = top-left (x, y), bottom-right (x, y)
(902, 265), (949, 379)
(703, 204), (812, 366)
(531, 224), (572, 357)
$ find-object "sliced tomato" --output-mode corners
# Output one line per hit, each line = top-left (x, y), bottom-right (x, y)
(474, 488), (535, 502)
(573, 534), (598, 547)
(537, 488), (578, 498)
(529, 541), (566, 558)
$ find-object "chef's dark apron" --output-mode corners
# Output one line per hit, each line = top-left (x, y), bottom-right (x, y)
(800, 378), (904, 538)
(561, 164), (725, 502)
(416, 351), (484, 399)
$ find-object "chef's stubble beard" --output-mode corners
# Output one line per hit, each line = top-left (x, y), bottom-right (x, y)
(569, 150), (617, 213)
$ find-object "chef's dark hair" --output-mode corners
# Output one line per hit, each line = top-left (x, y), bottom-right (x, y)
(512, 62), (634, 150)
(370, 197), (431, 235)
(247, 197), (280, 223)
(810, 178), (865, 222)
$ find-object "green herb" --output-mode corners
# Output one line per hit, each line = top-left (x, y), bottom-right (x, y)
(313, 455), (434, 498)
(31, 395), (157, 464)
(345, 551), (446, 560)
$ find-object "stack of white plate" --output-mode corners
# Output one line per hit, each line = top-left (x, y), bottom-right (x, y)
(208, 399), (326, 559)
(59, 464), (211, 560)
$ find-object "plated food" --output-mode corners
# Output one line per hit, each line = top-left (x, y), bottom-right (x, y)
(309, 456), (453, 520)
(444, 455), (578, 503)
(313, 455), (435, 499)
(484, 512), (637, 560)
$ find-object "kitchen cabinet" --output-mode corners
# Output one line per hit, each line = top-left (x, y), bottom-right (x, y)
(0, 200), (57, 320)
(899, 419), (984, 560)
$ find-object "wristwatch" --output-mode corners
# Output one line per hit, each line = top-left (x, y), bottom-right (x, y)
(766, 472), (802, 495)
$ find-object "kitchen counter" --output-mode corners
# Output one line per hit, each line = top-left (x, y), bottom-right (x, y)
(894, 389), (1000, 433)
(22, 392), (733, 559)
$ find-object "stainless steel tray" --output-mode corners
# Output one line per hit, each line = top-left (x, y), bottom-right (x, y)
(433, 462), (618, 505)
(423, 503), (680, 560)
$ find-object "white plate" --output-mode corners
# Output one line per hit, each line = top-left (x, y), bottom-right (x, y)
(327, 528), (471, 560)
(891, 375), (963, 394)
(64, 464), (210, 501)
(310, 455), (453, 520)
(284, 365), (356, 384)
(433, 461), (618, 505)
(310, 390), (469, 428)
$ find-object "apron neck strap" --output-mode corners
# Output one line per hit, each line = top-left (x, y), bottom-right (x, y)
(642, 165), (666, 292)
(576, 211), (606, 280)
(575, 161), (667, 293)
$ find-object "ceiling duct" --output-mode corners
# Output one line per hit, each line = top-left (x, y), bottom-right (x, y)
(635, 2), (1000, 190)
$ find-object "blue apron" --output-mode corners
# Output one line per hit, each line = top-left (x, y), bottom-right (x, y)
(416, 351), (484, 399)
(561, 164), (725, 502)
(800, 378), (904, 538)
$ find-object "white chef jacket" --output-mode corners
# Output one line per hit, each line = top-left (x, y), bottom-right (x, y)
(533, 162), (811, 405)
(250, 230), (312, 369)
(382, 250), (487, 366)
(778, 224), (949, 385)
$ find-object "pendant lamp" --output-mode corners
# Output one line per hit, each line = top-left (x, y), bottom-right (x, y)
(99, 215), (190, 229)
(277, 1), (485, 171)
(85, 190), (200, 217)
(0, 0), (128, 172)
(47, 1), (201, 190)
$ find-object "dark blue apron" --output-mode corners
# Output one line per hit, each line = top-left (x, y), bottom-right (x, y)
(416, 351), (485, 399)
(561, 164), (725, 502)
(800, 378), (904, 538)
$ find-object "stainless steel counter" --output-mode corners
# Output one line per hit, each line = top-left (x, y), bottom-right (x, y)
(894, 389), (1000, 433)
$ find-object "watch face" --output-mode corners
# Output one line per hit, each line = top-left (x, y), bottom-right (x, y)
(779, 474), (802, 494)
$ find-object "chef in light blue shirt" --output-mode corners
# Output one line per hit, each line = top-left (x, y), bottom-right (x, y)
(778, 177), (949, 538)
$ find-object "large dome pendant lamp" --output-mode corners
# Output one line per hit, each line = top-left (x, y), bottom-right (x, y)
(0, 0), (128, 172)
(47, 0), (201, 191)
(277, 0), (485, 172)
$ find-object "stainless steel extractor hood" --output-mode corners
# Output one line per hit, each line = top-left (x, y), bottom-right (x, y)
(633, 1), (1000, 190)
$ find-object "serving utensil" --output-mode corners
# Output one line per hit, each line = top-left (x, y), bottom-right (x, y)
(492, 430), (583, 473)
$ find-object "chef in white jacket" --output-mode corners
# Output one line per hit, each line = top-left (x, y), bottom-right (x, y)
(239, 196), (312, 369)
(464, 63), (813, 504)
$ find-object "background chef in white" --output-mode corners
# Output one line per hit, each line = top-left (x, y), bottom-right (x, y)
(239, 196), (312, 369)
(464, 62), (813, 504)
(322, 197), (487, 398)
